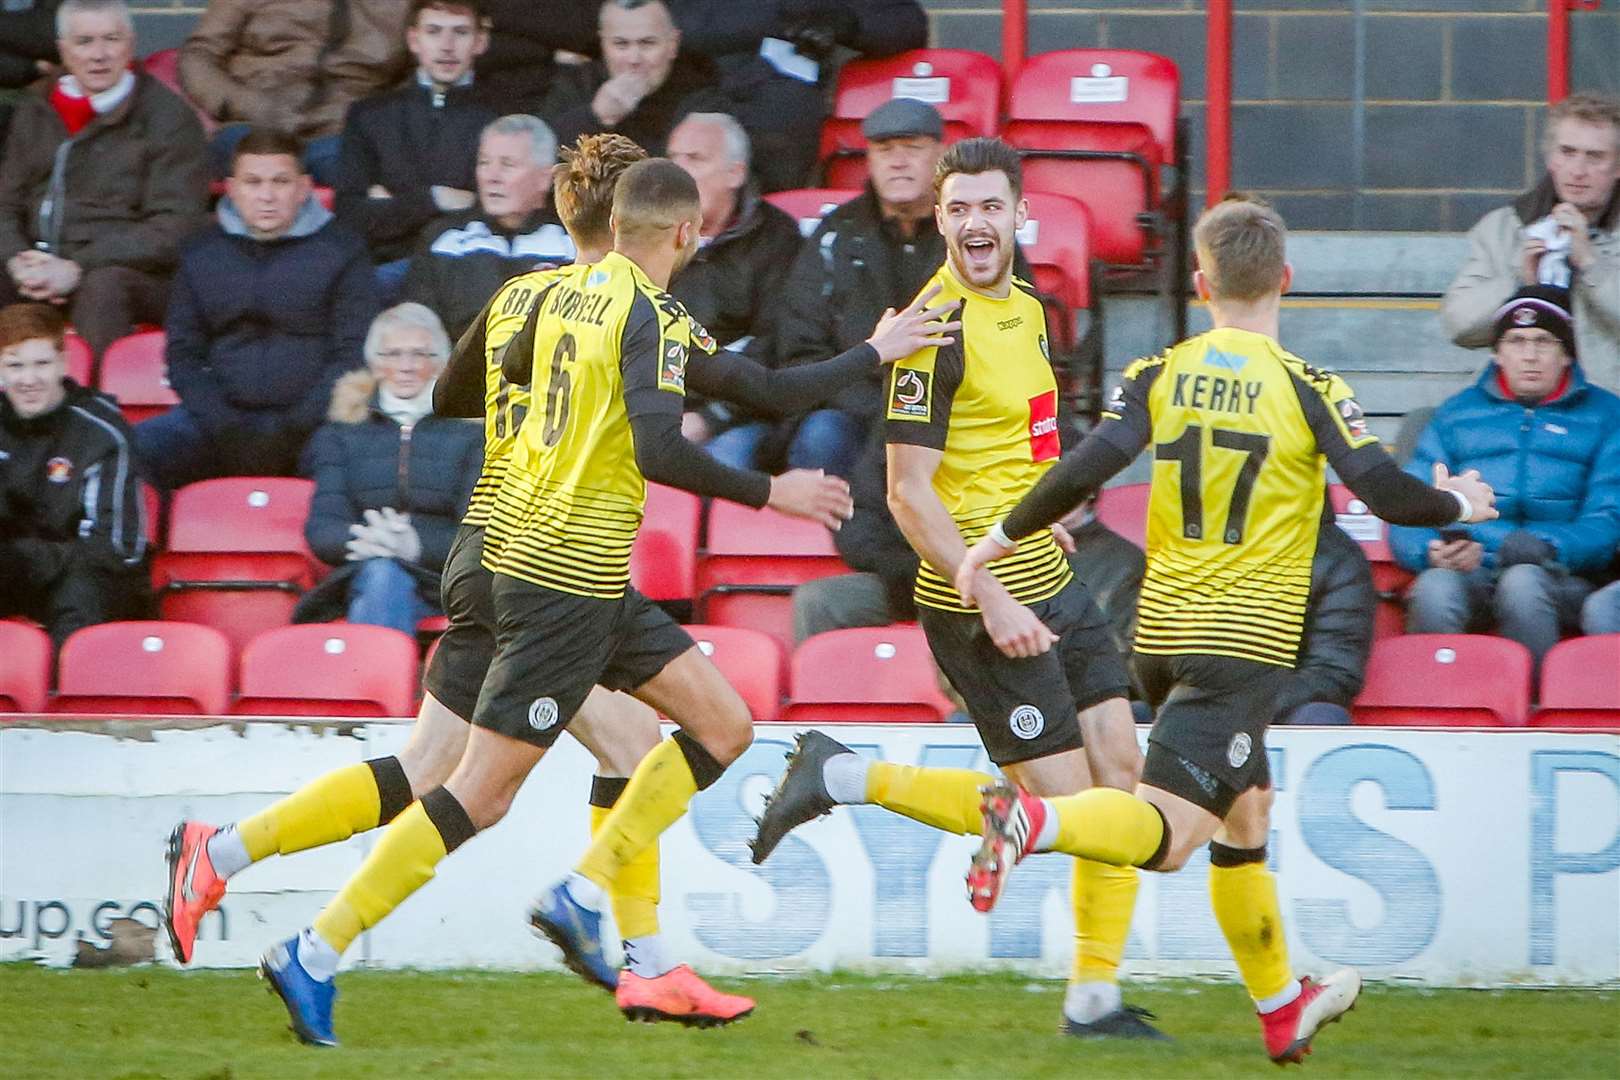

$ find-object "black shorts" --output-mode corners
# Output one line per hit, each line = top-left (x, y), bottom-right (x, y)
(918, 576), (1131, 767)
(1134, 652), (1310, 817)
(471, 575), (694, 748)
(421, 524), (497, 720)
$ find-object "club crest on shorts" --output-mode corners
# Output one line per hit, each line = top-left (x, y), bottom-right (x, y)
(528, 697), (560, 731)
(1009, 704), (1045, 741)
(1227, 731), (1252, 769)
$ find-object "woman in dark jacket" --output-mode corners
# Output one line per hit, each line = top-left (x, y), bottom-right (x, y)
(293, 303), (482, 635)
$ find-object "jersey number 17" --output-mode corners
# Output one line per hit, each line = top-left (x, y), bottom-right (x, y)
(1155, 423), (1271, 545)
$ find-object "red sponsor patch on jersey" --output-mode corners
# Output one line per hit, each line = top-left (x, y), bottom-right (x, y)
(1028, 390), (1060, 461)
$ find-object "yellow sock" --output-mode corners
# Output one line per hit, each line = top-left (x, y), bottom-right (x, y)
(1073, 859), (1139, 984)
(589, 804), (661, 940)
(1209, 859), (1294, 1003)
(1049, 788), (1165, 866)
(238, 763), (381, 862)
(864, 762), (993, 835)
(577, 739), (697, 891)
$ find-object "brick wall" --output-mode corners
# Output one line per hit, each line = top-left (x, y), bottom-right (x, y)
(128, 1), (1620, 232)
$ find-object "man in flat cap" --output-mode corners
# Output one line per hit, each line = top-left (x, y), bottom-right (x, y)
(1392, 285), (1620, 667)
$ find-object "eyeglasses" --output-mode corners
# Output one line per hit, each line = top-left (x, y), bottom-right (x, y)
(1498, 332), (1563, 355)
(375, 348), (440, 365)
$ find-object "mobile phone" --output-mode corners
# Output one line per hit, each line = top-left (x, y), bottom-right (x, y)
(1437, 527), (1471, 544)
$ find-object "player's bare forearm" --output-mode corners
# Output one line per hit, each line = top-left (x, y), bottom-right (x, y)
(887, 468), (969, 585)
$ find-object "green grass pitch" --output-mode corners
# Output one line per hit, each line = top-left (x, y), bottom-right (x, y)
(3, 966), (1616, 1079)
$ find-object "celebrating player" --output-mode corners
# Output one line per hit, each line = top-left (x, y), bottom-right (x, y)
(249, 156), (959, 1045)
(751, 138), (1162, 1041)
(955, 193), (1499, 1064)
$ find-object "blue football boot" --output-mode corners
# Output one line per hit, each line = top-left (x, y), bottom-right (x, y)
(258, 934), (338, 1047)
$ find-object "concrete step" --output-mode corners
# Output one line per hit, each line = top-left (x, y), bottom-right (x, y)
(1286, 232), (1470, 296)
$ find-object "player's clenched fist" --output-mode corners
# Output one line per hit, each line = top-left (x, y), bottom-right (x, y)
(768, 468), (854, 531)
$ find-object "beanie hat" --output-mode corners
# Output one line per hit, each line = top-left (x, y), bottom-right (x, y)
(1491, 284), (1577, 359)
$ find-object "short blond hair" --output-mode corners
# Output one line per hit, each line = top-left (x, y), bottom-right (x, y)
(1544, 92), (1620, 156)
(554, 133), (647, 249)
(1193, 193), (1287, 303)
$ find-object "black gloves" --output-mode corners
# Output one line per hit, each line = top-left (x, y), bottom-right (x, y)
(1495, 530), (1558, 569)
(777, 0), (858, 62)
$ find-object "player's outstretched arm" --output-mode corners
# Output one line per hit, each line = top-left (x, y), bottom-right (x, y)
(434, 297), (495, 418)
(685, 286), (960, 418)
(888, 443), (1056, 658)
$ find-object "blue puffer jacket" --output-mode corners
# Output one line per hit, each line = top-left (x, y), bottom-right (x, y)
(1390, 361), (1620, 576)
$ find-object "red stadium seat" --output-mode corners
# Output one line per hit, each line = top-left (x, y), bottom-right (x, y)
(99, 331), (178, 424)
(1005, 50), (1179, 269)
(1353, 634), (1532, 727)
(1017, 191), (1095, 353)
(784, 625), (953, 723)
(235, 624), (419, 717)
(140, 482), (163, 547)
(154, 478), (318, 652)
(697, 502), (848, 652)
(686, 625), (784, 721)
(1094, 482), (1149, 550)
(313, 185), (336, 211)
(0, 622), (51, 713)
(763, 188), (862, 239)
(53, 622), (232, 715)
(63, 332), (93, 386)
(820, 49), (1004, 187)
(631, 483), (702, 602)
(1327, 483), (1414, 597)
(1534, 635), (1620, 728)
(141, 48), (215, 132)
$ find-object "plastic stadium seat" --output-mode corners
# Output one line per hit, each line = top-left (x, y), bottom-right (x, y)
(235, 624), (419, 717)
(1017, 191), (1096, 353)
(631, 483), (702, 602)
(820, 49), (1004, 187)
(763, 188), (861, 238)
(784, 625), (953, 723)
(0, 622), (51, 713)
(154, 478), (318, 652)
(140, 482), (163, 546)
(686, 625), (784, 721)
(53, 622), (232, 715)
(697, 502), (848, 652)
(1534, 635), (1620, 728)
(1327, 483), (1413, 596)
(99, 331), (178, 424)
(1004, 50), (1179, 268)
(63, 332), (93, 386)
(141, 48), (215, 132)
(1094, 482), (1148, 550)
(1353, 634), (1532, 727)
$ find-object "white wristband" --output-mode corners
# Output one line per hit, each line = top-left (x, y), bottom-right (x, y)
(988, 522), (1016, 552)
(1449, 488), (1473, 523)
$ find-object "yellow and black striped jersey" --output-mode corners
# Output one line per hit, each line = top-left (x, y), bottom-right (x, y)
(459, 266), (569, 530)
(884, 263), (1072, 612)
(484, 251), (716, 597)
(1099, 327), (1383, 667)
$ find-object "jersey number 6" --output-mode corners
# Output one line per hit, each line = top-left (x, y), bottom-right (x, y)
(1155, 423), (1271, 545)
(543, 332), (576, 447)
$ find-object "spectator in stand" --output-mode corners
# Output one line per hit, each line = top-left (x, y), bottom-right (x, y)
(0, 0), (61, 143)
(334, 0), (496, 299)
(774, 99), (1012, 477)
(1393, 286), (1620, 668)
(134, 129), (378, 490)
(0, 303), (149, 646)
(1280, 521), (1377, 725)
(401, 114), (574, 341)
(665, 112), (803, 452)
(474, 0), (597, 116)
(543, 0), (727, 160)
(1443, 93), (1620, 393)
(669, 0), (928, 192)
(293, 303), (481, 637)
(179, 0), (413, 185)
(0, 0), (207, 359)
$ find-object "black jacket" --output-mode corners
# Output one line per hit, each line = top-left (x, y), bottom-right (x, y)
(293, 371), (483, 622)
(334, 78), (498, 262)
(163, 197), (378, 453)
(671, 1), (927, 81)
(0, 380), (148, 584)
(0, 0), (57, 90)
(401, 206), (575, 341)
(473, 0), (598, 115)
(543, 52), (730, 159)
(1296, 522), (1378, 707)
(836, 425), (920, 620)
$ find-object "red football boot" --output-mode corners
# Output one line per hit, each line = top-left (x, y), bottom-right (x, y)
(1260, 970), (1362, 1065)
(967, 779), (1046, 913)
(616, 965), (756, 1028)
(164, 821), (227, 964)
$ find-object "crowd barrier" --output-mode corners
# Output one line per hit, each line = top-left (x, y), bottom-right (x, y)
(2, 719), (1616, 986)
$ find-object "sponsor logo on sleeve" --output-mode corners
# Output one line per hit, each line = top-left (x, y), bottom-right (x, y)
(888, 368), (932, 420)
(1028, 390), (1060, 461)
(658, 339), (688, 392)
(1338, 397), (1368, 438)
